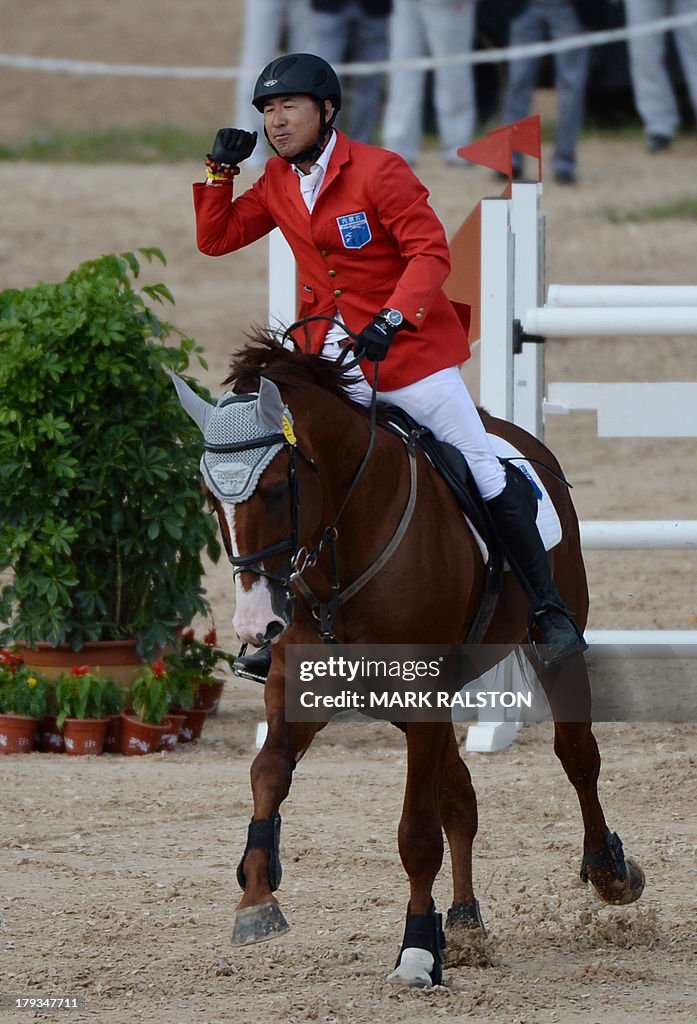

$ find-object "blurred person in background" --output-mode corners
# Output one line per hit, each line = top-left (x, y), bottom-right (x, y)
(500, 0), (604, 184)
(382, 0), (478, 167)
(234, 0), (316, 167)
(623, 0), (697, 151)
(312, 0), (392, 144)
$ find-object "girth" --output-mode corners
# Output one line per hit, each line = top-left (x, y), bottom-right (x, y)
(381, 407), (504, 645)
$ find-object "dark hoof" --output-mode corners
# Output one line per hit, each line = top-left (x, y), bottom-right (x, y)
(580, 831), (645, 906)
(609, 857), (646, 905)
(443, 900), (491, 968)
(230, 902), (290, 946)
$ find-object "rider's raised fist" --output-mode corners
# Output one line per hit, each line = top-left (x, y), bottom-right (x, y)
(210, 128), (258, 167)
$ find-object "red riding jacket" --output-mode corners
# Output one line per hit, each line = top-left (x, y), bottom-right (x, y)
(193, 129), (470, 390)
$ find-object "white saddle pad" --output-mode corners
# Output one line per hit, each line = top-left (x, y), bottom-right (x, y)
(468, 434), (563, 563)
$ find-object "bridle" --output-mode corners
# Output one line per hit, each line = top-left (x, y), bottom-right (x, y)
(211, 318), (417, 642)
(218, 429), (312, 587)
(214, 318), (375, 585)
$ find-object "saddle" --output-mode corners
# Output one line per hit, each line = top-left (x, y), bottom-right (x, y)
(380, 406), (505, 643)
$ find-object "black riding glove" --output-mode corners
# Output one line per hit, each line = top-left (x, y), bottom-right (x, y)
(209, 128), (258, 168)
(353, 313), (403, 362)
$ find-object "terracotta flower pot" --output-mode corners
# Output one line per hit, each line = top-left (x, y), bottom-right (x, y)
(0, 714), (39, 754)
(39, 713), (65, 754)
(157, 713), (186, 753)
(20, 639), (146, 685)
(62, 717), (110, 756)
(177, 707), (209, 744)
(195, 678), (225, 715)
(119, 711), (171, 756)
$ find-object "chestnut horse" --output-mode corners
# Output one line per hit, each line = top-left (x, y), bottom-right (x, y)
(172, 336), (644, 987)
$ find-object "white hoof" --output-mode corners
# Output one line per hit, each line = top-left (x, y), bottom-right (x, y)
(386, 947), (434, 988)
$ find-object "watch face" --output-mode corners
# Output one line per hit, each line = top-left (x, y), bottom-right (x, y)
(383, 309), (403, 328)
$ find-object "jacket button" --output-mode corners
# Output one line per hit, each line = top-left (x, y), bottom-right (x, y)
(333, 289), (342, 297)
(416, 312), (423, 319)
(328, 269), (336, 278)
(321, 250), (330, 257)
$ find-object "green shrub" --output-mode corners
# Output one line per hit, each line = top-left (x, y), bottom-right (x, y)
(0, 249), (220, 656)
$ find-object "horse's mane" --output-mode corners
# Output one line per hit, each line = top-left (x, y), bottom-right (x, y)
(223, 330), (359, 405)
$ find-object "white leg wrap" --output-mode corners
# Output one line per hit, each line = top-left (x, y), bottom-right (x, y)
(386, 947), (435, 988)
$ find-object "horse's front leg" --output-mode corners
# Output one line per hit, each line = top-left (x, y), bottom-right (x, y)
(530, 651), (645, 906)
(231, 671), (325, 946)
(388, 723), (449, 988)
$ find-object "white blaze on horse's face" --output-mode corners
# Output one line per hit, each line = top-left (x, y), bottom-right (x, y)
(222, 503), (287, 646)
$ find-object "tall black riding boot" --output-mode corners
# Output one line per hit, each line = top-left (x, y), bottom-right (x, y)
(485, 466), (588, 665)
(232, 644), (271, 684)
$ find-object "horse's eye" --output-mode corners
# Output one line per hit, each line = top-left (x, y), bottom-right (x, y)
(260, 481), (288, 510)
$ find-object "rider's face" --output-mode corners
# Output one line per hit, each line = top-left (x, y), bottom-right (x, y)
(263, 94), (333, 167)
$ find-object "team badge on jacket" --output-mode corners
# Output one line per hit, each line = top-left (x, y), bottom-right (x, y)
(336, 212), (372, 249)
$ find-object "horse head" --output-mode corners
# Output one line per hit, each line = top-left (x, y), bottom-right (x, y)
(170, 370), (305, 647)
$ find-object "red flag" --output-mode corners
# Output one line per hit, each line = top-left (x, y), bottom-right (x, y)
(458, 127), (512, 177)
(458, 115), (542, 183)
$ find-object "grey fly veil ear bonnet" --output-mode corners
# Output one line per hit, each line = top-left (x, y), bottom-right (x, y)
(168, 372), (292, 503)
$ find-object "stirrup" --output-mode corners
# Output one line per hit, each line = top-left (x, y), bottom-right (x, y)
(527, 603), (588, 666)
(233, 644), (271, 684)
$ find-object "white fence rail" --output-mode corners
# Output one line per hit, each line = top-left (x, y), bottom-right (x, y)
(524, 305), (697, 337)
(579, 520), (697, 549)
(547, 284), (697, 307)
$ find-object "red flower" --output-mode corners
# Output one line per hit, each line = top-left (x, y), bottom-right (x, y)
(182, 629), (195, 642)
(70, 665), (90, 676)
(151, 660), (167, 678)
(0, 649), (23, 669)
(203, 628), (217, 648)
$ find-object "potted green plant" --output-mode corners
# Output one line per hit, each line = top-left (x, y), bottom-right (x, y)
(0, 647), (49, 754)
(165, 625), (234, 715)
(121, 659), (175, 755)
(0, 248), (221, 666)
(55, 665), (123, 756)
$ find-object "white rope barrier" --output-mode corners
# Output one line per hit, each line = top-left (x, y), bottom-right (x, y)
(2, 13), (697, 80)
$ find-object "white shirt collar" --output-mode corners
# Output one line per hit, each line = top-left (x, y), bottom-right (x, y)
(292, 130), (337, 213)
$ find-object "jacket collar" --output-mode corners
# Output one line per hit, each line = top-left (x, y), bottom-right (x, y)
(316, 129), (351, 198)
(281, 130), (352, 216)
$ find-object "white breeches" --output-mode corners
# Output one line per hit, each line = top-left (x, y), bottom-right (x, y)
(321, 336), (507, 500)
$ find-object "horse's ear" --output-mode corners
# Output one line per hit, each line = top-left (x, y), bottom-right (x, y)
(167, 370), (215, 434)
(255, 377), (286, 432)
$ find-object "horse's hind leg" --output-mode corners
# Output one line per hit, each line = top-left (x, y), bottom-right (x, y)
(527, 649), (645, 905)
(439, 726), (489, 967)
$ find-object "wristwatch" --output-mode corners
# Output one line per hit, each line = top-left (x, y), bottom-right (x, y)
(378, 308), (404, 329)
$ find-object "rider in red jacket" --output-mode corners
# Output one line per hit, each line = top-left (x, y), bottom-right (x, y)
(194, 52), (587, 678)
